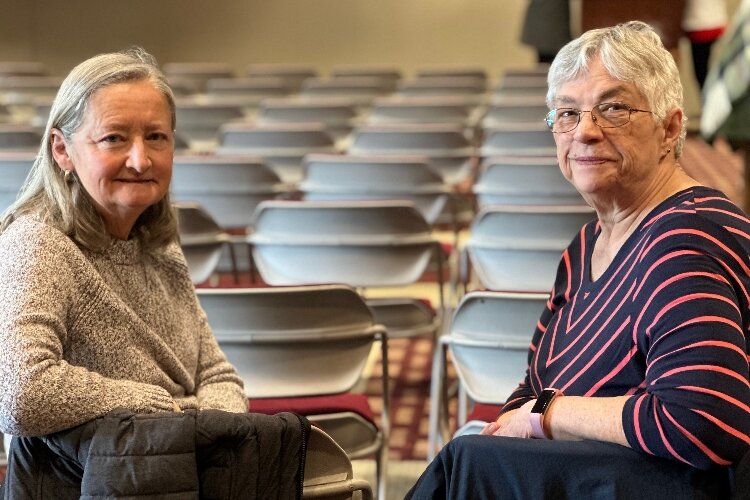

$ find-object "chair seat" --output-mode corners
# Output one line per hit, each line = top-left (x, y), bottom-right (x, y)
(249, 393), (377, 427)
(465, 402), (503, 423)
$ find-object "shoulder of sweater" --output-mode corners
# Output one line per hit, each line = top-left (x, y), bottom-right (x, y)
(0, 216), (82, 259)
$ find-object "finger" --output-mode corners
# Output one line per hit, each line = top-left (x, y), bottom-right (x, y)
(172, 400), (181, 412)
(480, 422), (498, 435)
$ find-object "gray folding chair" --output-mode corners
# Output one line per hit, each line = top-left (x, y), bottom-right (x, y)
(415, 67), (488, 83)
(205, 77), (294, 102)
(0, 61), (48, 77)
(428, 291), (548, 458)
(162, 62), (234, 91)
(171, 154), (285, 230)
(480, 96), (549, 128)
(347, 123), (475, 185)
(196, 284), (389, 500)
(0, 151), (34, 212)
(299, 77), (393, 107)
(330, 65), (402, 89)
(217, 123), (337, 183)
(245, 64), (318, 92)
(174, 98), (246, 146)
(0, 125), (42, 151)
(479, 123), (557, 157)
(299, 153), (451, 225)
(173, 202), (235, 284)
(257, 97), (359, 142)
(304, 426), (374, 499)
(473, 156), (585, 207)
(463, 204), (595, 293)
(0, 76), (62, 104)
(396, 77), (486, 97)
(249, 200), (445, 340)
(367, 95), (479, 128)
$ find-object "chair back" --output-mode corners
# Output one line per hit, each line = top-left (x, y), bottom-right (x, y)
(174, 202), (230, 284)
(0, 151), (34, 211)
(448, 291), (548, 403)
(217, 123), (336, 183)
(197, 284), (381, 398)
(367, 96), (477, 126)
(474, 156), (584, 207)
(348, 124), (474, 184)
(479, 123), (556, 157)
(466, 205), (595, 292)
(299, 153), (449, 224)
(0, 125), (42, 151)
(250, 200), (435, 287)
(171, 155), (284, 229)
(481, 96), (549, 127)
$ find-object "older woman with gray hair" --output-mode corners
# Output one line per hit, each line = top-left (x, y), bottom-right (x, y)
(0, 48), (246, 439)
(408, 21), (749, 499)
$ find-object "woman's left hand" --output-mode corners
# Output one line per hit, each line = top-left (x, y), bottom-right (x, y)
(479, 400), (535, 438)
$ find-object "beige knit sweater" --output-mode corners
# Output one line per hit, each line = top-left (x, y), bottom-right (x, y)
(0, 216), (246, 436)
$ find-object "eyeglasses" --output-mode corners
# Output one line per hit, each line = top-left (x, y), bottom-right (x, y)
(545, 102), (653, 134)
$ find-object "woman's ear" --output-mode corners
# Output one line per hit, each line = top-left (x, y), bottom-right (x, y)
(50, 129), (74, 172)
(662, 107), (683, 151)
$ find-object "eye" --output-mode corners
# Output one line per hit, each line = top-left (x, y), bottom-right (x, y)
(598, 102), (630, 113)
(146, 132), (169, 141)
(100, 134), (123, 143)
(557, 108), (579, 118)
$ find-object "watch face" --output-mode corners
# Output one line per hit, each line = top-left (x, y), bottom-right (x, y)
(531, 388), (558, 414)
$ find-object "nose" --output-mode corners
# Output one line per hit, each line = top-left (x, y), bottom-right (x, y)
(573, 110), (603, 141)
(125, 137), (152, 173)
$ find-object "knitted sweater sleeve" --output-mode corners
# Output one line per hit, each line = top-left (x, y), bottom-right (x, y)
(621, 217), (750, 469)
(191, 306), (247, 413)
(0, 221), (175, 436)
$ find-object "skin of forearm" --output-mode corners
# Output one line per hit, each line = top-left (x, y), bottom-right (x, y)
(547, 395), (631, 447)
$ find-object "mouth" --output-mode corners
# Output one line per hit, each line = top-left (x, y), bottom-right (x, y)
(570, 156), (609, 165)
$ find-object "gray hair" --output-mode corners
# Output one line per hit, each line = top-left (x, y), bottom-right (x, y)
(0, 46), (178, 251)
(547, 21), (687, 158)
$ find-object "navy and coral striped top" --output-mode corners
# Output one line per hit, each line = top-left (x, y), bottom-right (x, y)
(503, 187), (750, 469)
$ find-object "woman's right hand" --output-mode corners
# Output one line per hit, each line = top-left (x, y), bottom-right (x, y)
(172, 400), (182, 412)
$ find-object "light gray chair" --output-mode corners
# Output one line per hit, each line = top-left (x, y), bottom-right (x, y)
(463, 204), (596, 293)
(162, 62), (234, 91)
(0, 151), (34, 211)
(367, 95), (479, 128)
(174, 98), (246, 146)
(415, 67), (488, 83)
(205, 77), (294, 104)
(217, 123), (337, 183)
(0, 76), (62, 104)
(245, 64), (318, 92)
(299, 153), (451, 225)
(0, 61), (48, 77)
(299, 77), (393, 107)
(196, 284), (388, 500)
(330, 65), (402, 89)
(396, 77), (486, 97)
(479, 123), (557, 157)
(473, 156), (585, 207)
(257, 97), (359, 142)
(173, 202), (235, 284)
(480, 96), (549, 128)
(171, 154), (285, 230)
(347, 123), (475, 185)
(0, 125), (43, 151)
(249, 200), (446, 339)
(304, 426), (374, 499)
(428, 291), (548, 458)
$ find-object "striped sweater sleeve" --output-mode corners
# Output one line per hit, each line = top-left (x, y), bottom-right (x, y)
(622, 216), (750, 469)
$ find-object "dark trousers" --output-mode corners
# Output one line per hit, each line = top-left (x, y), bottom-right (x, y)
(406, 435), (732, 500)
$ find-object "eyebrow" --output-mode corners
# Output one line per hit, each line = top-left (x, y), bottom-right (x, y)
(555, 85), (635, 107)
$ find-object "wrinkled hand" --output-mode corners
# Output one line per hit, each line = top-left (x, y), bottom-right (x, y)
(479, 400), (536, 438)
(172, 400), (182, 412)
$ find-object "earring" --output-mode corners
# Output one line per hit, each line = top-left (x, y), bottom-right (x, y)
(63, 170), (72, 183)
(666, 148), (672, 154)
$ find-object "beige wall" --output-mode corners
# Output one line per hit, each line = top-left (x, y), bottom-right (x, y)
(0, 0), (742, 115)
